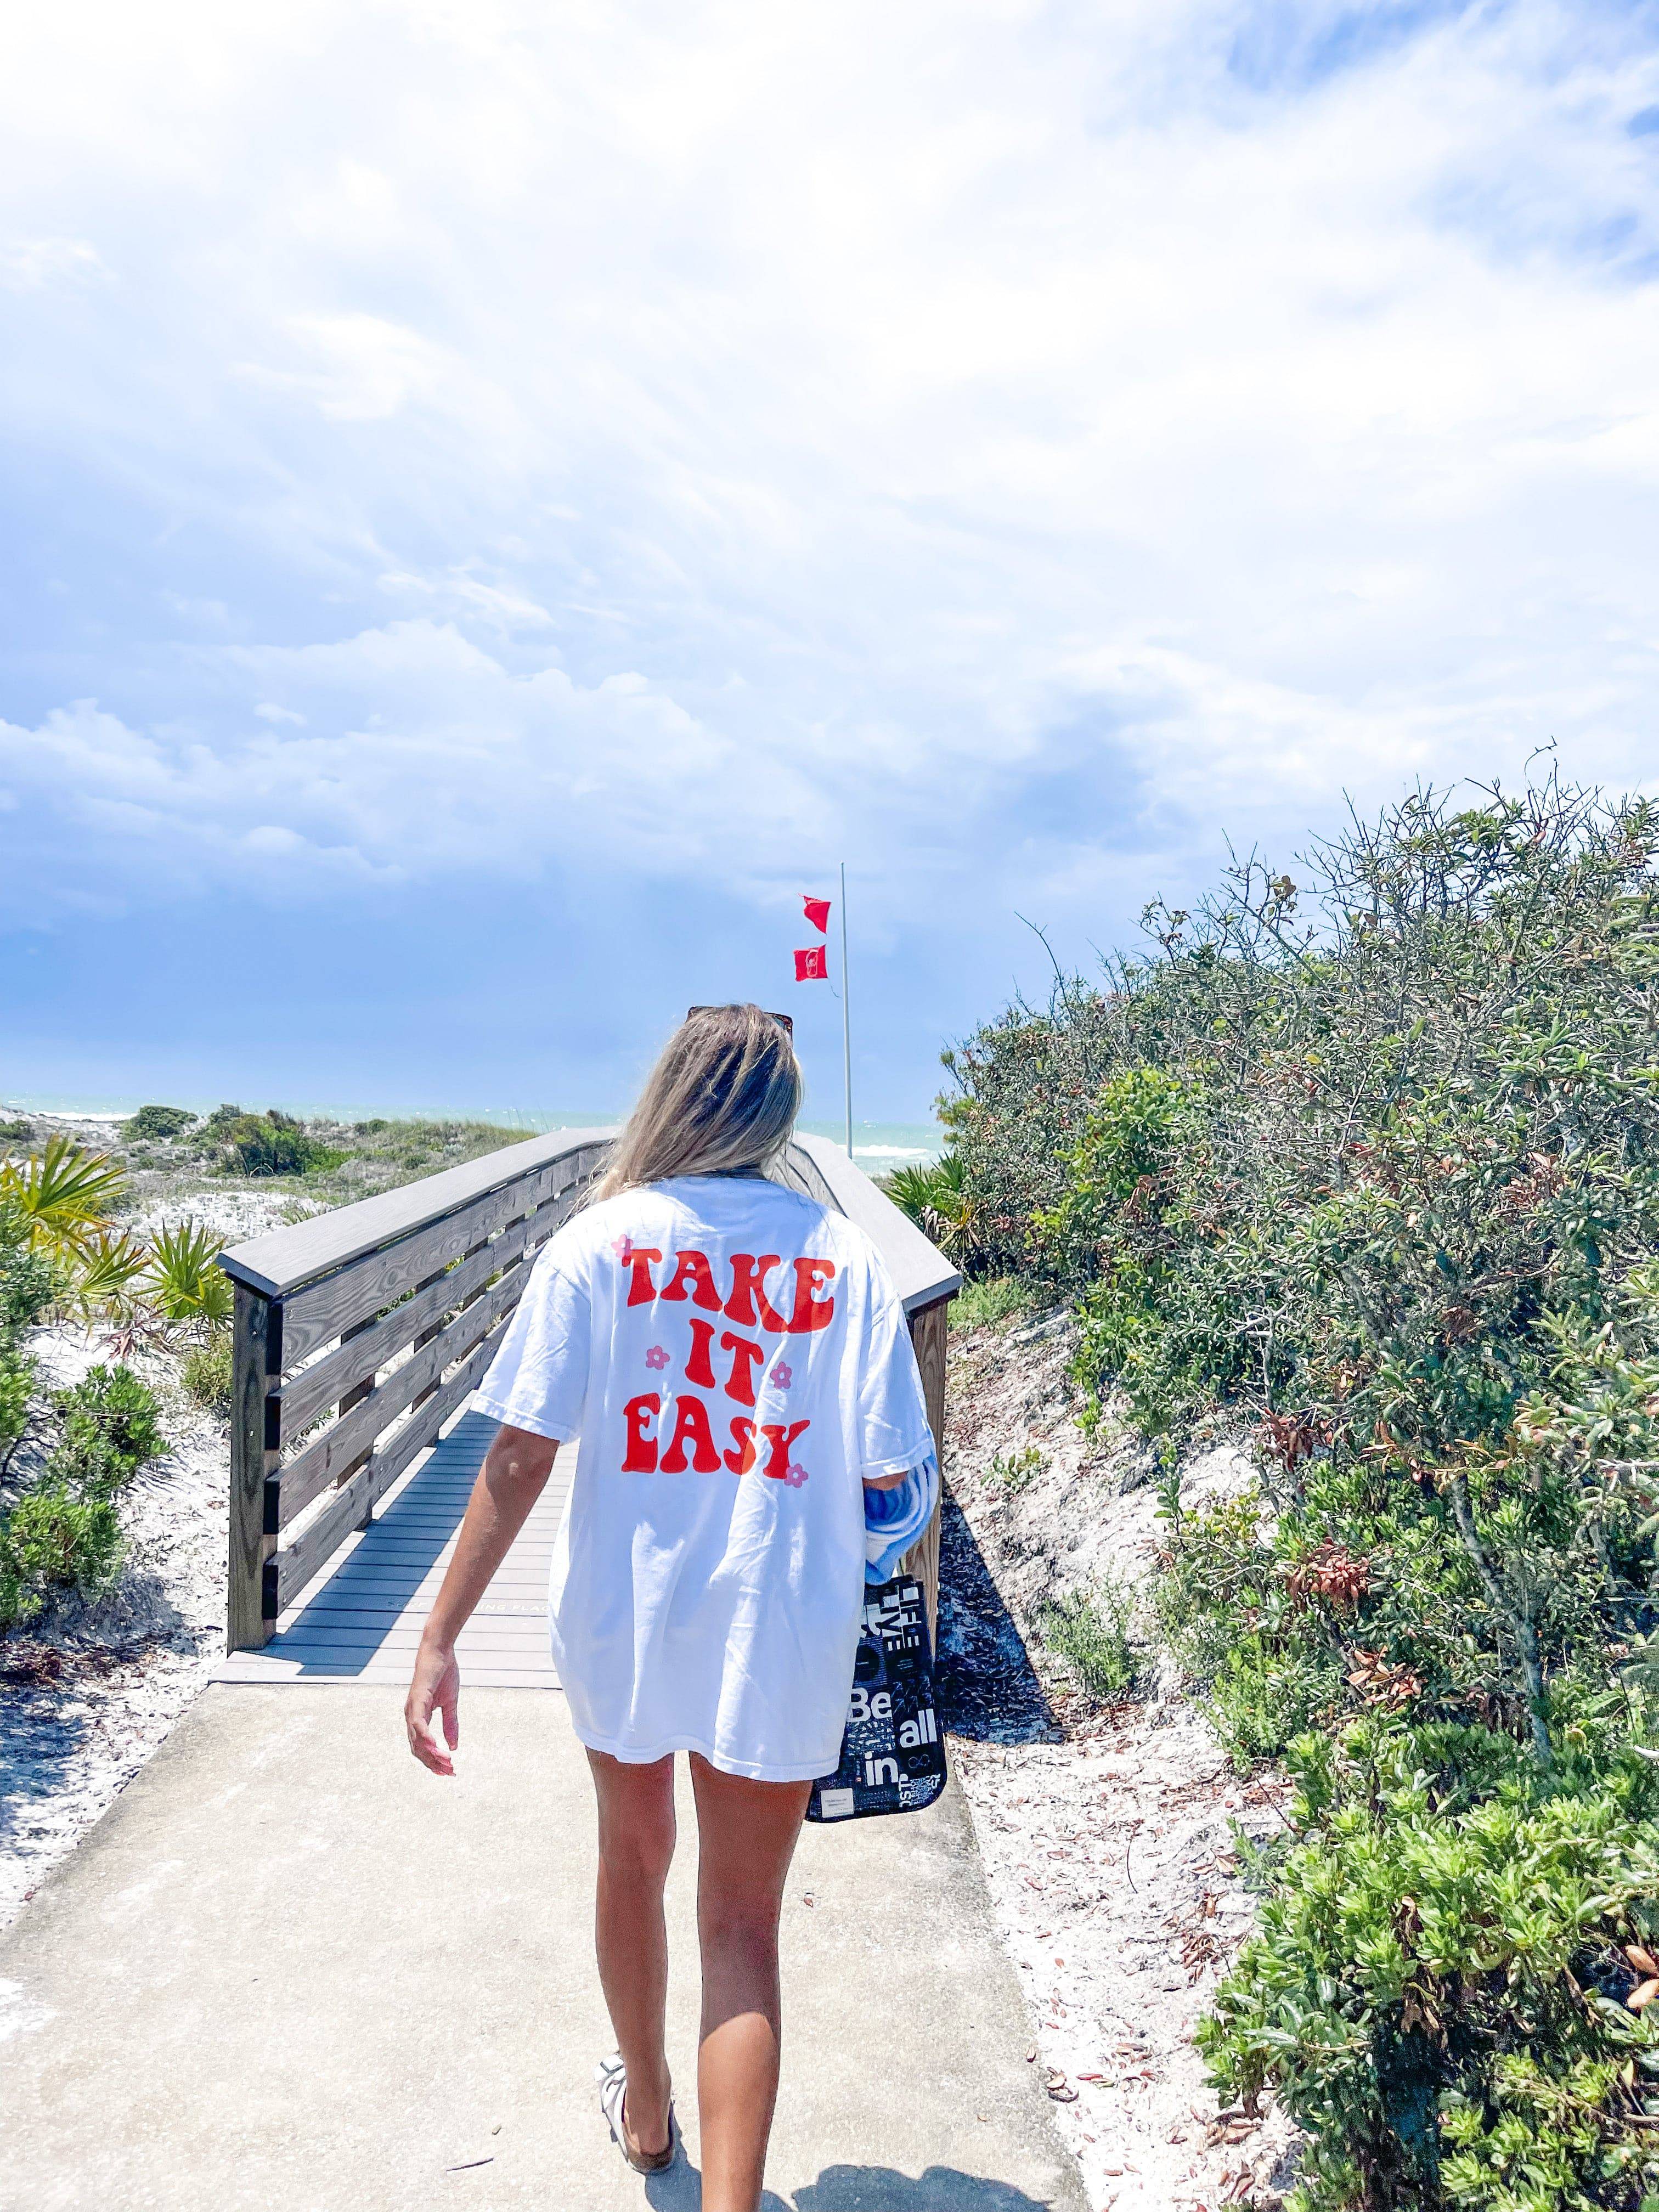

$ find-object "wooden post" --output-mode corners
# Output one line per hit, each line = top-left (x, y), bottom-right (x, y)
(904, 1293), (953, 1636)
(228, 1280), (281, 1652)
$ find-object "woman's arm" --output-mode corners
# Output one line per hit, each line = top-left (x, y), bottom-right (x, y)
(404, 1423), (558, 1774)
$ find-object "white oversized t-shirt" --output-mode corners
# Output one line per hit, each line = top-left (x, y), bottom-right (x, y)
(473, 1175), (935, 1782)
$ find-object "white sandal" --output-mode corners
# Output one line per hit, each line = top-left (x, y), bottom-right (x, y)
(596, 2051), (678, 2174)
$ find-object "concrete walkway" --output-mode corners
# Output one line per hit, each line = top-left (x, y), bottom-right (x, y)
(0, 1684), (1086, 2212)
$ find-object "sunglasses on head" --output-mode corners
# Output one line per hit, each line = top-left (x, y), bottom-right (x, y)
(687, 1005), (794, 1036)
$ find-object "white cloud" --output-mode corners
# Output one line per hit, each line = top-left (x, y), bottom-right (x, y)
(0, 236), (106, 290)
(1, 0), (1657, 941)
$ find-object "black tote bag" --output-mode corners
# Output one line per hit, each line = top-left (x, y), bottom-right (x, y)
(805, 1572), (947, 1822)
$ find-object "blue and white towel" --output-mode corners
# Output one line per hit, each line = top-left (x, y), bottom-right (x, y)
(863, 1452), (939, 1583)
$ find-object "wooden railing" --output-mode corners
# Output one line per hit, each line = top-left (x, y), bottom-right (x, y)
(218, 1129), (960, 1654)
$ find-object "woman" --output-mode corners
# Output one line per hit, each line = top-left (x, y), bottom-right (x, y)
(403, 1004), (934, 2208)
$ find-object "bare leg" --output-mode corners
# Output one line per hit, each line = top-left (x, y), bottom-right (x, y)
(586, 1749), (676, 2159)
(689, 1753), (811, 2212)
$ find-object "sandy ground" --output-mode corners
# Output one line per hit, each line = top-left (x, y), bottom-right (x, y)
(0, 1115), (285, 1929)
(0, 1326), (232, 1928)
(939, 1313), (1301, 2212)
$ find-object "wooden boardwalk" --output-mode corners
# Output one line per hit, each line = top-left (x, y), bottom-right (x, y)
(216, 1408), (566, 1688)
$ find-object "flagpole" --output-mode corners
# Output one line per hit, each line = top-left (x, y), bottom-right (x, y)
(839, 859), (852, 1159)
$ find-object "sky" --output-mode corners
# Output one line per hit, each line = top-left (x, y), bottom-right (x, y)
(3, 0), (1658, 1124)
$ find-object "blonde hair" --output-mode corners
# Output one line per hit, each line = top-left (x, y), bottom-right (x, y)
(597, 1003), (803, 1200)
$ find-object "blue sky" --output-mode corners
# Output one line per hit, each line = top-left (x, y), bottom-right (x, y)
(4, 0), (1659, 1124)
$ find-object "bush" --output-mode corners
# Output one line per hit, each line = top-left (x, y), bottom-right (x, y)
(1039, 1577), (1141, 1699)
(0, 1205), (52, 1470)
(947, 776), (1659, 2203)
(0, 1483), (122, 1624)
(48, 1364), (167, 1498)
(124, 1104), (196, 1141)
(217, 1110), (346, 1177)
(0, 1353), (32, 1468)
(182, 1332), (233, 1419)
(1200, 1722), (1659, 2212)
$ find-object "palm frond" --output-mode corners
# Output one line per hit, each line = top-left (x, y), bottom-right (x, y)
(66, 1230), (154, 1327)
(0, 1135), (128, 1260)
(145, 1218), (233, 1329)
(885, 1152), (979, 1263)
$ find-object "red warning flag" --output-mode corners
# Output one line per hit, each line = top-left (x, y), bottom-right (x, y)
(794, 945), (828, 981)
(802, 895), (831, 934)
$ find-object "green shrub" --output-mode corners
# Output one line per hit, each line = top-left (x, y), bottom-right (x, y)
(950, 1275), (1030, 1331)
(0, 1211), (53, 1338)
(1200, 1722), (1659, 2212)
(946, 777), (1659, 2203)
(124, 1104), (196, 1141)
(989, 1443), (1045, 1492)
(218, 1110), (346, 1177)
(0, 1352), (33, 1466)
(0, 1117), (33, 1148)
(48, 1364), (167, 1498)
(1039, 1577), (1140, 1698)
(0, 1205), (51, 1471)
(0, 1483), (123, 1624)
(182, 1331), (233, 1419)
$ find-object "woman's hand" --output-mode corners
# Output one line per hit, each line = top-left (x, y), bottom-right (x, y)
(405, 1634), (461, 1776)
(399, 1425), (557, 1775)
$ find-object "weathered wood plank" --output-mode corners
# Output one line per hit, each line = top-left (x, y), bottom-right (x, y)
(227, 1282), (281, 1650)
(219, 1130), (610, 1306)
(269, 1320), (509, 1612)
(274, 1265), (529, 1528)
(272, 1156), (597, 1366)
(901, 1291), (953, 1637)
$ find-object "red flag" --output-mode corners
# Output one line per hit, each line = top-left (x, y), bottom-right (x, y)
(794, 945), (828, 981)
(802, 895), (831, 934)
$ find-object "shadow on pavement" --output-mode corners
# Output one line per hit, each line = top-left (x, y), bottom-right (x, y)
(647, 2164), (1063, 2210)
(794, 2169), (1066, 2209)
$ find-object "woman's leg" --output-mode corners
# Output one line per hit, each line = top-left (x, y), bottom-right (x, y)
(586, 1749), (677, 2158)
(689, 1753), (812, 2212)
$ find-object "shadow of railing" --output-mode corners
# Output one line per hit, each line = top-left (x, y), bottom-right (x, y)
(261, 1410), (494, 1673)
(933, 1489), (1057, 1745)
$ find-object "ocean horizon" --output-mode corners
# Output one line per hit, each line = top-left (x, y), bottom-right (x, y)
(2, 1092), (944, 1178)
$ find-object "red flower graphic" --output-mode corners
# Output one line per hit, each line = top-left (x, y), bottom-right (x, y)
(770, 1363), (794, 1390)
(783, 1462), (810, 1488)
(644, 1345), (669, 1370)
(611, 1235), (634, 1263)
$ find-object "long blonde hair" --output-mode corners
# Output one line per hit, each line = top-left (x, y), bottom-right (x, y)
(597, 1003), (803, 1200)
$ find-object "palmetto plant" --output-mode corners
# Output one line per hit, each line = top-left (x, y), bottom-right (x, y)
(885, 1152), (979, 1266)
(144, 1220), (232, 1332)
(66, 1229), (153, 1329)
(0, 1135), (128, 1266)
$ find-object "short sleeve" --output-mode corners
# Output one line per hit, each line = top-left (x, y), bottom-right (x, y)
(856, 1287), (935, 1479)
(475, 1243), (590, 1443)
